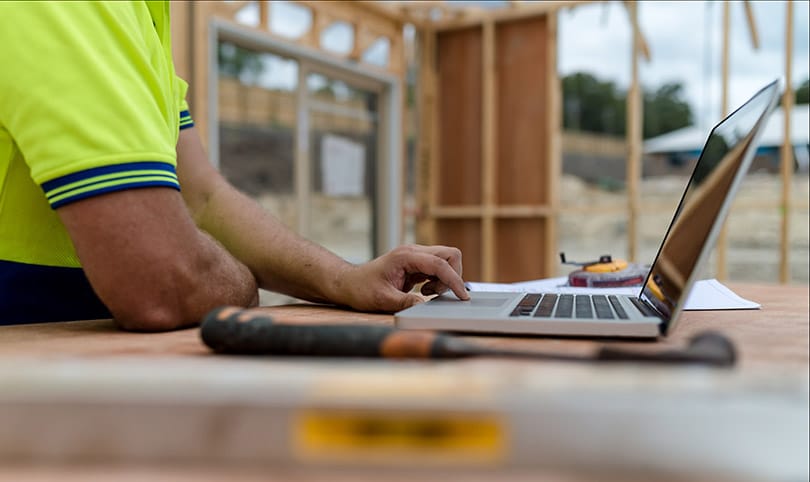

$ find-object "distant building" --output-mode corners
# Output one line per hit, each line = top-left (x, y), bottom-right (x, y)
(643, 105), (810, 176)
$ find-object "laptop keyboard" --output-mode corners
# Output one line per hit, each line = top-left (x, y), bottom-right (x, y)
(508, 293), (633, 320)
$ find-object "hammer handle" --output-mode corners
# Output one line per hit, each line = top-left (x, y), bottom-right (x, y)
(200, 306), (468, 359)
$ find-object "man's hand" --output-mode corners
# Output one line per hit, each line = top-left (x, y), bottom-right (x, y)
(338, 244), (469, 313)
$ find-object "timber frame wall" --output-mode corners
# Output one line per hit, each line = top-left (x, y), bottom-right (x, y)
(167, 1), (799, 284)
(416, 13), (561, 282)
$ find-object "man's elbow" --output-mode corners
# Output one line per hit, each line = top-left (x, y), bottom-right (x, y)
(111, 286), (259, 333)
(113, 304), (194, 332)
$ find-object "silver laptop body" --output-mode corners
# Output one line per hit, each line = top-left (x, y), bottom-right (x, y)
(396, 79), (781, 338)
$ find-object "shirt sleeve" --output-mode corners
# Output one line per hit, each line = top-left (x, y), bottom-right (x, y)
(0, 2), (181, 209)
(176, 76), (195, 131)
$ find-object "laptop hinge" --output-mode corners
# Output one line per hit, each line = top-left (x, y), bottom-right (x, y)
(638, 295), (667, 336)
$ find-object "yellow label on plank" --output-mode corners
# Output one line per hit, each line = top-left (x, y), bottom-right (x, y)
(293, 409), (507, 465)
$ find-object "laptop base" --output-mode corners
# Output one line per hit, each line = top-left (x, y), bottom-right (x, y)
(395, 292), (661, 338)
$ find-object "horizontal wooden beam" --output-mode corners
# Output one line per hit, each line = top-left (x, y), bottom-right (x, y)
(430, 205), (554, 218)
(430, 0), (595, 32)
(359, 0), (438, 28)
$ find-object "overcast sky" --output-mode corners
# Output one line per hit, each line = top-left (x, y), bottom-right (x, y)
(558, 1), (810, 131)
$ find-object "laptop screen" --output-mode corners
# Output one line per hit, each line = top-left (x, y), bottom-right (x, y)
(640, 80), (780, 328)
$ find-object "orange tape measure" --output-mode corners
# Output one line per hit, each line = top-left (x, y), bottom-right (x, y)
(560, 253), (648, 288)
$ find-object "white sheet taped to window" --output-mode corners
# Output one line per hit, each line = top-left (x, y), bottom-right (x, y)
(321, 134), (365, 196)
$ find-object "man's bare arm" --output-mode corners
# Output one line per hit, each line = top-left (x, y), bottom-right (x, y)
(176, 127), (468, 311)
(57, 187), (259, 331)
(176, 127), (356, 305)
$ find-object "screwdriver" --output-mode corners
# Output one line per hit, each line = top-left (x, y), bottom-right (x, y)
(200, 306), (736, 367)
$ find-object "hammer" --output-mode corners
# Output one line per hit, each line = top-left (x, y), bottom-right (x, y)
(200, 306), (736, 367)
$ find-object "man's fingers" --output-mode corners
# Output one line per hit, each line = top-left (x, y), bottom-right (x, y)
(421, 279), (449, 297)
(403, 273), (430, 294)
(398, 250), (468, 301)
(414, 245), (463, 278)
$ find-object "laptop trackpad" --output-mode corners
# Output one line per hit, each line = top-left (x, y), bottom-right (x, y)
(432, 298), (509, 308)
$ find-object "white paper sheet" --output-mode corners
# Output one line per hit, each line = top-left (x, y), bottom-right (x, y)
(465, 277), (760, 311)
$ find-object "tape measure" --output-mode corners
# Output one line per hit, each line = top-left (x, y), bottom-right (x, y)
(560, 252), (648, 288)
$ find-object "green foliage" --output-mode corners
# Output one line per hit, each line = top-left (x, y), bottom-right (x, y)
(218, 41), (264, 83)
(642, 82), (693, 138)
(562, 72), (693, 139)
(562, 73), (626, 136)
(795, 78), (809, 105)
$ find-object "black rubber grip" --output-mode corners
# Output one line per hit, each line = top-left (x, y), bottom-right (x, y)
(200, 306), (399, 357)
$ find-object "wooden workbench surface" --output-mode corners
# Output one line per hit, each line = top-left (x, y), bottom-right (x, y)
(1, 283), (807, 371)
(0, 283), (807, 481)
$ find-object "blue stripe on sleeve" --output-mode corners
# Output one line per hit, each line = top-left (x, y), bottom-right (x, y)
(179, 109), (194, 130)
(41, 161), (177, 192)
(39, 161), (180, 209)
(49, 180), (181, 209)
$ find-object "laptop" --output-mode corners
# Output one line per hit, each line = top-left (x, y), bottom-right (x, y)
(396, 79), (781, 338)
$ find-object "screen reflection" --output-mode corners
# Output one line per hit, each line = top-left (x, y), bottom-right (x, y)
(640, 82), (778, 321)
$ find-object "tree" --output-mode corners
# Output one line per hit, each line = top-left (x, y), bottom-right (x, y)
(217, 41), (264, 84)
(561, 72), (693, 138)
(795, 78), (809, 105)
(562, 72), (626, 136)
(642, 82), (693, 138)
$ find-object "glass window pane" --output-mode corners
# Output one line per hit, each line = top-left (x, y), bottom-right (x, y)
(269, 1), (312, 39)
(307, 73), (378, 263)
(217, 42), (300, 304)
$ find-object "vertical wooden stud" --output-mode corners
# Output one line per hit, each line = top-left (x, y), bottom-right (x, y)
(170, 2), (192, 82)
(295, 66), (310, 237)
(415, 29), (430, 244)
(481, 21), (496, 281)
(780, 1), (794, 283)
(626, 1), (642, 263)
(546, 12), (561, 277)
(191, 1), (210, 150)
(398, 25), (408, 245)
(259, 1), (269, 30)
(426, 29), (440, 246)
(716, 0), (731, 280)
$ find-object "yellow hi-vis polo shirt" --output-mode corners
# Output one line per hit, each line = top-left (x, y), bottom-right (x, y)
(0, 1), (194, 324)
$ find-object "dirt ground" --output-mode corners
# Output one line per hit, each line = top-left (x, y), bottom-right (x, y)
(556, 173), (809, 284)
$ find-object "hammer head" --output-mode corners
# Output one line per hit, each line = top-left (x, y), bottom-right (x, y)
(597, 331), (737, 367)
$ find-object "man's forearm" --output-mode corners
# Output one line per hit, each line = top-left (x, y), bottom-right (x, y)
(176, 128), (356, 306)
(194, 180), (355, 305)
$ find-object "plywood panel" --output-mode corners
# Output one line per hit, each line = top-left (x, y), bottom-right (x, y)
(495, 16), (550, 206)
(428, 14), (556, 282)
(436, 27), (483, 206)
(495, 219), (548, 282)
(436, 220), (483, 282)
